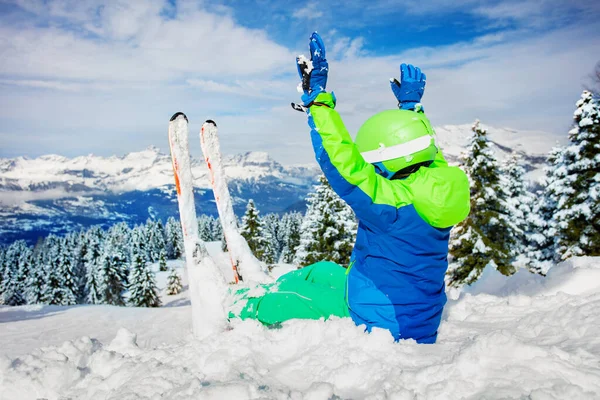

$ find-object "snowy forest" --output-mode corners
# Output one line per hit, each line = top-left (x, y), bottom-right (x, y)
(1, 89), (599, 308)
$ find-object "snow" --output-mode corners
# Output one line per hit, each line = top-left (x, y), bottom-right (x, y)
(2, 253), (600, 399)
(0, 147), (317, 197)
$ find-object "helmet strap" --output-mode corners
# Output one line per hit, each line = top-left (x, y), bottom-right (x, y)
(372, 162), (396, 179)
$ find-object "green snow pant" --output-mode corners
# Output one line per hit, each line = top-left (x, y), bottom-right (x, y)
(232, 261), (350, 325)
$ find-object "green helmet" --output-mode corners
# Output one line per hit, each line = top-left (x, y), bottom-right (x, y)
(355, 110), (438, 178)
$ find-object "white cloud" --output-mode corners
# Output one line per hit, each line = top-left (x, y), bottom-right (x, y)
(292, 3), (323, 20)
(0, 1), (292, 83)
(0, 0), (598, 166)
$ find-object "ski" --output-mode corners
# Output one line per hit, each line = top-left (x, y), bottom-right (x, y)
(168, 112), (227, 338)
(199, 120), (270, 284)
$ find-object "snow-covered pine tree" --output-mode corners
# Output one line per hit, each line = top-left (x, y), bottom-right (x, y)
(528, 147), (564, 273)
(165, 216), (183, 259)
(500, 154), (542, 271)
(84, 227), (105, 304)
(41, 235), (66, 305)
(0, 241), (27, 305)
(549, 90), (600, 259)
(0, 246), (5, 299)
(166, 267), (182, 295)
(14, 241), (32, 302)
(198, 214), (215, 241)
(294, 175), (357, 267)
(131, 224), (150, 263)
(26, 249), (46, 304)
(159, 248), (168, 271)
(128, 243), (161, 307)
(240, 199), (264, 259)
(279, 212), (303, 263)
(98, 237), (126, 306)
(448, 120), (516, 286)
(261, 213), (283, 264)
(72, 231), (89, 303)
(55, 239), (78, 306)
(146, 218), (166, 263)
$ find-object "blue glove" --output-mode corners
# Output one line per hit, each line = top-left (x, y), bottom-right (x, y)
(390, 63), (426, 111)
(296, 32), (329, 106)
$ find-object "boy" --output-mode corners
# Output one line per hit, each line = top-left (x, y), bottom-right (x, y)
(233, 33), (470, 344)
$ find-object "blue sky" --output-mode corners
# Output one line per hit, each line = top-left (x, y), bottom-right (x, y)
(0, 0), (599, 164)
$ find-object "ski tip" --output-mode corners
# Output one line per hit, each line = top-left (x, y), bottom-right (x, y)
(170, 112), (188, 123)
(204, 119), (217, 127)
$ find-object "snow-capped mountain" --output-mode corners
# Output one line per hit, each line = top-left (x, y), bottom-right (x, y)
(0, 149), (319, 244)
(0, 124), (562, 244)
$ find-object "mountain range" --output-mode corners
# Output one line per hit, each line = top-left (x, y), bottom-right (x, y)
(0, 123), (563, 244)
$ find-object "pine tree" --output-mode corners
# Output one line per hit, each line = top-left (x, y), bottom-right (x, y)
(166, 267), (182, 295)
(448, 120), (516, 286)
(240, 200), (265, 259)
(0, 246), (5, 296)
(165, 216), (184, 259)
(98, 237), (126, 306)
(73, 231), (90, 303)
(501, 154), (538, 269)
(0, 241), (26, 306)
(14, 241), (32, 302)
(39, 235), (62, 304)
(549, 91), (600, 260)
(294, 175), (357, 267)
(198, 214), (215, 241)
(55, 239), (77, 306)
(26, 250), (46, 304)
(528, 147), (563, 273)
(146, 218), (166, 262)
(279, 212), (303, 263)
(131, 225), (150, 263)
(159, 249), (168, 271)
(261, 213), (283, 264)
(128, 245), (161, 307)
(84, 227), (105, 304)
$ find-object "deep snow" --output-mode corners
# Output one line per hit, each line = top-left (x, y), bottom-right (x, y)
(1, 251), (600, 399)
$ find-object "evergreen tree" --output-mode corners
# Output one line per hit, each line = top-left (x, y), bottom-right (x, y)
(211, 217), (224, 242)
(14, 241), (32, 302)
(146, 218), (166, 262)
(158, 249), (168, 272)
(166, 267), (183, 295)
(549, 91), (600, 260)
(73, 231), (90, 303)
(279, 212), (303, 263)
(198, 214), (215, 241)
(128, 245), (161, 307)
(0, 246), (5, 299)
(131, 225), (150, 263)
(528, 147), (564, 273)
(98, 237), (126, 306)
(165, 216), (183, 259)
(294, 175), (357, 267)
(56, 239), (78, 305)
(0, 241), (27, 305)
(240, 200), (265, 259)
(501, 154), (538, 269)
(41, 235), (65, 305)
(26, 250), (46, 304)
(84, 227), (105, 304)
(448, 120), (515, 286)
(261, 213), (283, 264)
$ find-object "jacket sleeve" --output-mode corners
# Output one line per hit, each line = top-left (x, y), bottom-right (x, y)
(307, 93), (412, 227)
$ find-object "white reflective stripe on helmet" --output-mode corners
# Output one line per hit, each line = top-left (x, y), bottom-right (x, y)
(360, 135), (437, 163)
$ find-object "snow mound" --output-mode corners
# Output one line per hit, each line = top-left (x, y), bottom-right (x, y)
(2, 258), (600, 399)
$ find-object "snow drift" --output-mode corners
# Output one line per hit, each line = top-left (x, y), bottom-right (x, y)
(1, 255), (600, 399)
